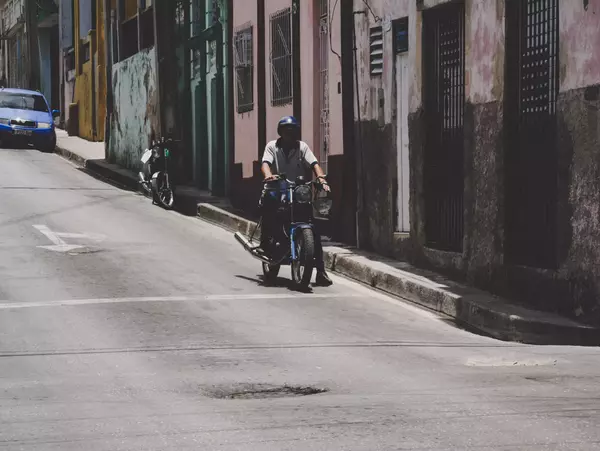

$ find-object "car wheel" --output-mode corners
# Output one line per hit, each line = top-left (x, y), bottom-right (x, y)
(38, 132), (56, 153)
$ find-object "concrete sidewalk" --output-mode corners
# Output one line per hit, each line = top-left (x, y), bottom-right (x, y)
(54, 131), (600, 346)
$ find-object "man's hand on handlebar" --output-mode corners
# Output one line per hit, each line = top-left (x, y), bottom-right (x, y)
(316, 176), (331, 192)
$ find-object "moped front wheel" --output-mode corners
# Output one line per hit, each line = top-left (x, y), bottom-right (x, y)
(291, 228), (315, 290)
(262, 262), (280, 285)
(151, 172), (175, 209)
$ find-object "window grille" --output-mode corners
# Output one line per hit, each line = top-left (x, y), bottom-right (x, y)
(270, 8), (292, 106)
(234, 24), (254, 113)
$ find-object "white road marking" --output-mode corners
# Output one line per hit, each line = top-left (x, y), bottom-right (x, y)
(0, 293), (360, 310)
(33, 224), (66, 246)
(33, 225), (106, 253)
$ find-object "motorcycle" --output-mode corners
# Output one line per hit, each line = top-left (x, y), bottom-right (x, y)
(138, 137), (176, 209)
(234, 174), (332, 290)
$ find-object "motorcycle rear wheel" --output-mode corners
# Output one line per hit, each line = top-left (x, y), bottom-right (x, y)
(291, 228), (315, 290)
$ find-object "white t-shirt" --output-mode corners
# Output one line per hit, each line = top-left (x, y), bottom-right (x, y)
(261, 139), (318, 181)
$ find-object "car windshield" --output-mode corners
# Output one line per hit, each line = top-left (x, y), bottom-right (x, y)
(0, 92), (48, 112)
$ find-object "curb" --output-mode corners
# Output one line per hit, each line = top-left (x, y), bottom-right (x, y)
(56, 144), (216, 217)
(56, 144), (140, 190)
(55, 145), (87, 167)
(195, 204), (600, 346)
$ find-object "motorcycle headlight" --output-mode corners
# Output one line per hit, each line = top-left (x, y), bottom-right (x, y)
(37, 122), (52, 129)
(294, 185), (312, 203)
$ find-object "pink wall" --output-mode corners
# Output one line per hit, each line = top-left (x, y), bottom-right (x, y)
(300, 0), (318, 156)
(326, 1), (344, 157)
(233, 0), (259, 178)
(466, 0), (505, 104)
(559, 0), (600, 92)
(299, 0), (344, 165)
(265, 0), (294, 145)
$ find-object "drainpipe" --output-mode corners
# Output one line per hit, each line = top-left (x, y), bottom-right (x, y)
(104, 0), (113, 157)
(291, 0), (301, 133)
(352, 10), (366, 249)
(152, 0), (162, 138)
(90, 31), (97, 139)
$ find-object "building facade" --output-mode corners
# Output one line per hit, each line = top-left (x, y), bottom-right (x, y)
(229, 0), (356, 241)
(352, 0), (600, 322)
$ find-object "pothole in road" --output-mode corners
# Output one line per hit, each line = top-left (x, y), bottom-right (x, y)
(206, 384), (328, 400)
(67, 246), (103, 256)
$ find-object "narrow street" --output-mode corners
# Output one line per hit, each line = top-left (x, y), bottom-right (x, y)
(0, 147), (599, 451)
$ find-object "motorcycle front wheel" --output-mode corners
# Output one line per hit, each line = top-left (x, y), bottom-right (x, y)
(291, 228), (315, 290)
(151, 172), (175, 209)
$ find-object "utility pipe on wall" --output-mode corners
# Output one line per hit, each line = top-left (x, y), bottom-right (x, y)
(103, 0), (113, 157)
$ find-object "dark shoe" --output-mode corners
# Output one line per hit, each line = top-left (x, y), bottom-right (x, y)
(315, 271), (333, 287)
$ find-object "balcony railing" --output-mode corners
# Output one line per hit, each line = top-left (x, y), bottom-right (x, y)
(1, 0), (25, 34)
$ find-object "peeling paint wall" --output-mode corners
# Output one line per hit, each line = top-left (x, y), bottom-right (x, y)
(466, 0), (505, 104)
(232, 0), (259, 179)
(352, 0), (416, 252)
(406, 0), (600, 323)
(108, 47), (158, 171)
(559, 0), (600, 91)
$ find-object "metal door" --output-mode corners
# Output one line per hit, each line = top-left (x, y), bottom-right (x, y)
(423, 3), (465, 252)
(505, 0), (559, 268)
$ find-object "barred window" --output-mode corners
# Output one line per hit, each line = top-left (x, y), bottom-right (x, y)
(270, 8), (292, 106)
(234, 25), (254, 113)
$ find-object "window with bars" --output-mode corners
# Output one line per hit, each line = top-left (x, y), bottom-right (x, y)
(235, 25), (254, 113)
(270, 8), (292, 106)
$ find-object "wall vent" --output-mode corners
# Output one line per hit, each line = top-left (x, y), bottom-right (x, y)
(369, 26), (383, 76)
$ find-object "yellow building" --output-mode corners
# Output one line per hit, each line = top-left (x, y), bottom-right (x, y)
(70, 0), (107, 141)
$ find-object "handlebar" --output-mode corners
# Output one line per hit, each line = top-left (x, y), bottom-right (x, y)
(263, 174), (328, 186)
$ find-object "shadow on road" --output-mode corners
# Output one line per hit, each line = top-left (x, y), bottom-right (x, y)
(235, 274), (314, 294)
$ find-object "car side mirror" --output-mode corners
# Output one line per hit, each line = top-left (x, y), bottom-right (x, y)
(52, 109), (60, 118)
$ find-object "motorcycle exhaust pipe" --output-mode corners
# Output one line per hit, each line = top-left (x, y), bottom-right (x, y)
(234, 232), (271, 264)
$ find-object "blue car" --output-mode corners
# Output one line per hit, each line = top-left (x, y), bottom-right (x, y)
(0, 88), (59, 152)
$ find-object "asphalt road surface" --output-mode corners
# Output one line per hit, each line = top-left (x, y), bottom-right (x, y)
(1, 147), (600, 450)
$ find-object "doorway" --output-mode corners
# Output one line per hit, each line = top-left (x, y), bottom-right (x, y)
(505, 0), (559, 268)
(394, 17), (409, 233)
(422, 2), (465, 252)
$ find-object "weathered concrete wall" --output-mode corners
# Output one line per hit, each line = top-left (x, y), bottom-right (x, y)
(557, 86), (600, 320)
(108, 47), (158, 171)
(352, 0), (415, 253)
(407, 0), (600, 324)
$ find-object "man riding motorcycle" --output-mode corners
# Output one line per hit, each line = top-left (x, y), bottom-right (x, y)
(259, 116), (333, 287)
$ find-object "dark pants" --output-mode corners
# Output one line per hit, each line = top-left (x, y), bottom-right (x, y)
(259, 191), (325, 272)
